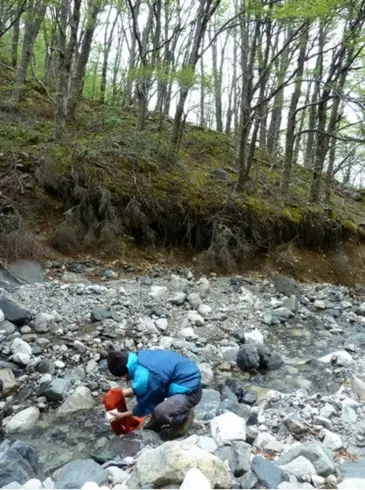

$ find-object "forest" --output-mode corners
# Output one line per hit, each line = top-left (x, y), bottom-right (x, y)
(1, 0), (365, 267)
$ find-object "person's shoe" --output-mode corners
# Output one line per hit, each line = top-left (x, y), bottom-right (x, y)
(168, 409), (194, 439)
(143, 415), (162, 432)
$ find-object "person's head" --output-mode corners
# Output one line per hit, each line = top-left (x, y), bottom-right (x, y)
(107, 350), (129, 377)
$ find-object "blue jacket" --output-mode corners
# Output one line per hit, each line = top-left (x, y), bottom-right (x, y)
(127, 350), (201, 417)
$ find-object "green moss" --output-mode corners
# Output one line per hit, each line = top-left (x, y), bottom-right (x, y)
(342, 220), (357, 233)
(282, 207), (302, 224)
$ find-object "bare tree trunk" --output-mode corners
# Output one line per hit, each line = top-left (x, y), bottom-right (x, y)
(304, 24), (325, 169)
(12, 0), (46, 101)
(125, 0), (141, 106)
(267, 26), (291, 156)
(68, 0), (101, 120)
(100, 8), (119, 104)
(11, 1), (21, 67)
(54, 0), (81, 141)
(280, 24), (309, 195)
(170, 0), (222, 152)
(199, 51), (205, 127)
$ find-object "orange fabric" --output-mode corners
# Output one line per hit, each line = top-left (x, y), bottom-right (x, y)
(103, 388), (144, 435)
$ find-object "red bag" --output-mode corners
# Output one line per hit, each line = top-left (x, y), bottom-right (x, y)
(103, 388), (144, 435)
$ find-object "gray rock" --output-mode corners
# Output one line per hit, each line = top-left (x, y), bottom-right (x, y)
(35, 359), (55, 375)
(11, 338), (32, 365)
(127, 441), (230, 489)
(284, 416), (309, 436)
(107, 430), (162, 460)
(55, 459), (107, 489)
(1, 320), (16, 335)
(33, 313), (55, 333)
(237, 344), (283, 372)
(198, 363), (214, 387)
(236, 345), (260, 371)
(283, 296), (299, 313)
(273, 276), (303, 296)
(239, 471), (258, 489)
(276, 441), (336, 477)
(242, 391), (257, 405)
(273, 307), (295, 320)
(5, 407), (40, 434)
(195, 389), (221, 421)
(279, 456), (317, 481)
(221, 345), (239, 363)
(0, 440), (44, 488)
(40, 378), (72, 401)
(90, 307), (119, 322)
(57, 386), (94, 418)
(0, 299), (32, 326)
(169, 292), (187, 305)
(252, 456), (289, 489)
(0, 367), (18, 396)
(216, 441), (251, 477)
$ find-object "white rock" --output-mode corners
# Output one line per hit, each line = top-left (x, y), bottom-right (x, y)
(180, 468), (211, 490)
(159, 336), (173, 349)
(253, 432), (283, 451)
(3, 482), (22, 489)
(34, 312), (55, 333)
(313, 300), (326, 310)
(43, 478), (55, 489)
(198, 363), (214, 387)
(81, 483), (100, 490)
(320, 428), (343, 451)
(150, 286), (168, 299)
(5, 407), (40, 433)
(106, 467), (129, 485)
(155, 318), (168, 332)
(178, 326), (197, 340)
(311, 475), (325, 488)
(318, 350), (353, 366)
(198, 304), (212, 317)
(187, 311), (204, 326)
(0, 309), (4, 323)
(127, 441), (229, 489)
(279, 456), (317, 480)
(210, 411), (246, 446)
(319, 403), (336, 418)
(54, 360), (65, 369)
(244, 329), (264, 344)
(11, 338), (32, 356)
(86, 360), (98, 374)
(57, 386), (94, 418)
(197, 436), (218, 453)
(23, 479), (43, 489)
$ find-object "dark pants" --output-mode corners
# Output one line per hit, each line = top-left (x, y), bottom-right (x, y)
(153, 386), (202, 425)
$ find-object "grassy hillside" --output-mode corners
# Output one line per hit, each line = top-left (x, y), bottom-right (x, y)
(1, 69), (365, 279)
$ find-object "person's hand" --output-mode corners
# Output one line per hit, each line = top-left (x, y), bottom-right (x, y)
(108, 409), (132, 421)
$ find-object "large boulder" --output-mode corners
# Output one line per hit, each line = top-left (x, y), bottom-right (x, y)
(0, 440), (44, 487)
(57, 386), (94, 418)
(237, 344), (283, 372)
(55, 459), (107, 489)
(276, 441), (336, 477)
(4, 407), (40, 434)
(0, 298), (32, 326)
(127, 441), (230, 489)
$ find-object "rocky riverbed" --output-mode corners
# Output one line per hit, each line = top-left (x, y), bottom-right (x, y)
(0, 261), (365, 489)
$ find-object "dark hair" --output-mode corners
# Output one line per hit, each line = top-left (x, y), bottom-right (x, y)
(107, 350), (129, 377)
